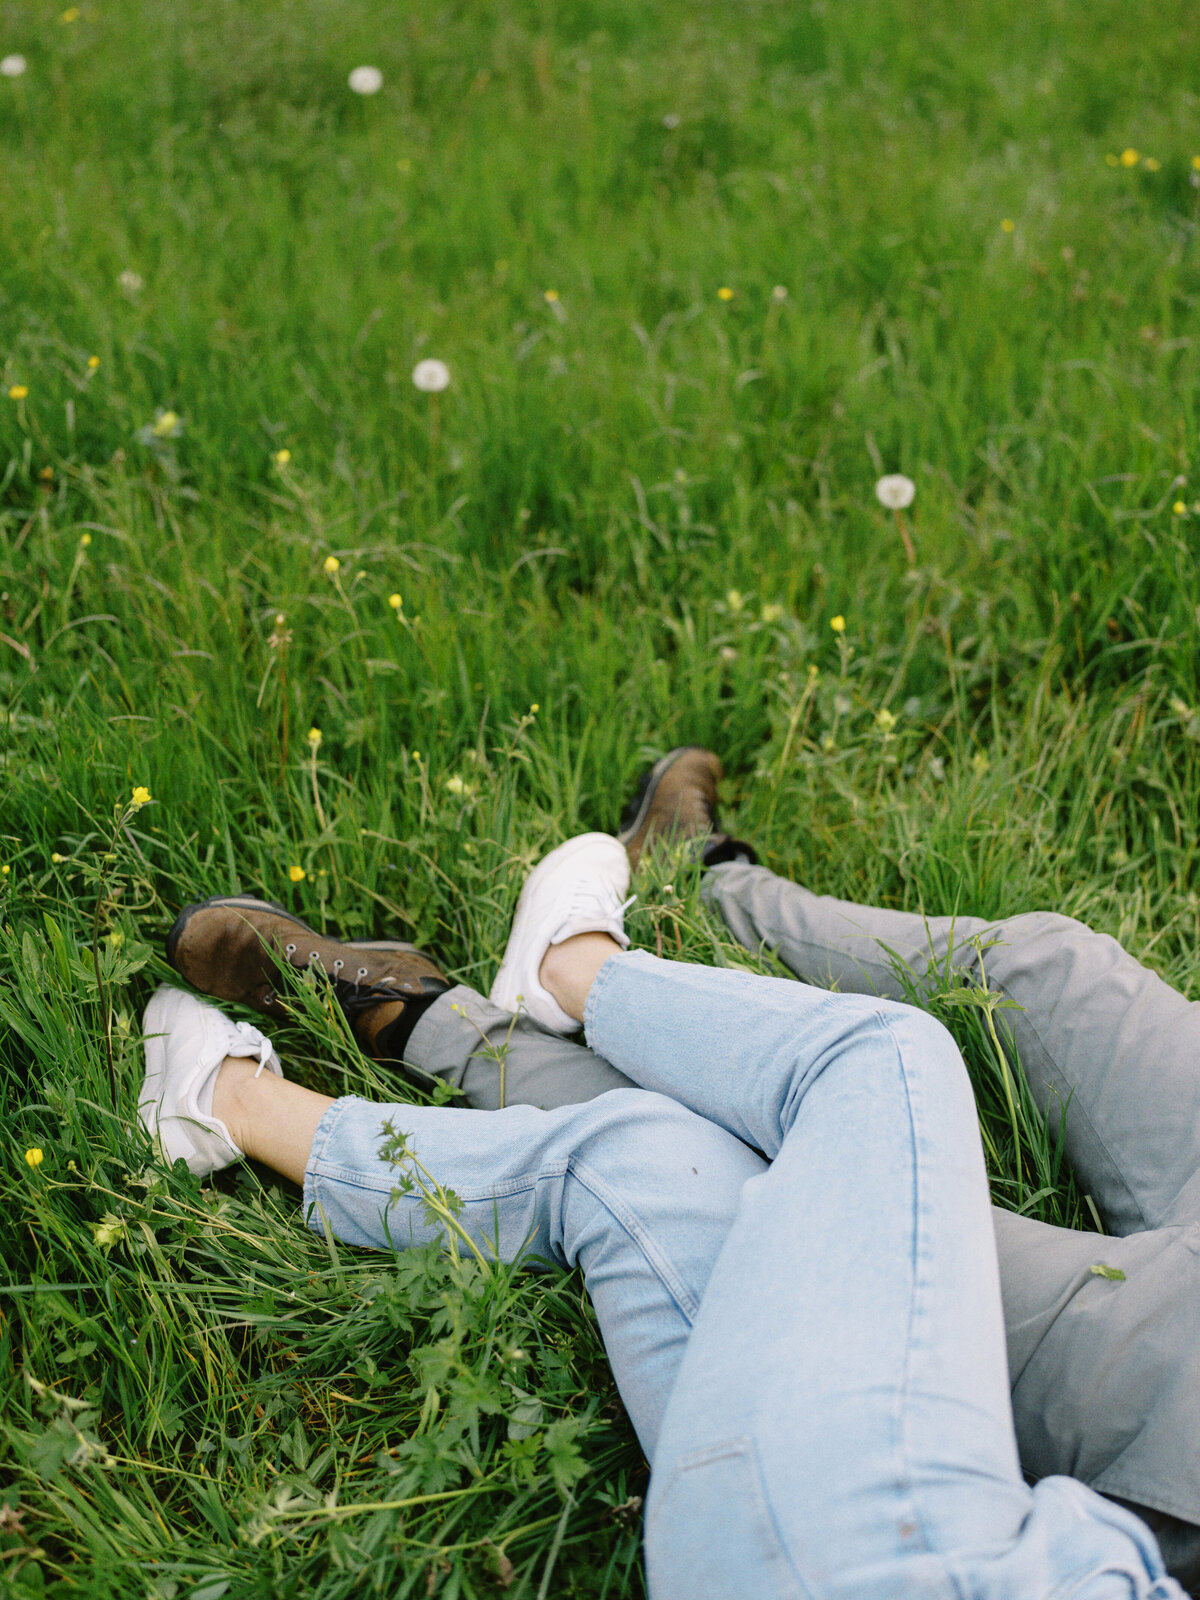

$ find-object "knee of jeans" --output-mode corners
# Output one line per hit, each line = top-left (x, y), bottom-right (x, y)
(880, 1004), (971, 1093)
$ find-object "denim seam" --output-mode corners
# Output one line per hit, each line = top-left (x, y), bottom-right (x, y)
(302, 1096), (354, 1222)
(565, 1153), (701, 1322)
(311, 1162), (565, 1205)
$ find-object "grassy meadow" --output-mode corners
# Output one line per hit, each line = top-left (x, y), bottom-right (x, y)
(2, 0), (1200, 1591)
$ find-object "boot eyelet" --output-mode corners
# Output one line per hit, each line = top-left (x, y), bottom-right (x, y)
(284, 943), (297, 957)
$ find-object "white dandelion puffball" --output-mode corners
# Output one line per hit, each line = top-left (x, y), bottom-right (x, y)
(348, 65), (383, 95)
(875, 474), (916, 511)
(1, 54), (27, 77)
(412, 358), (451, 393)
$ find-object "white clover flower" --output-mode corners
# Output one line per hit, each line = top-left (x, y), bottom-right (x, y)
(412, 358), (451, 393)
(875, 474), (916, 511)
(348, 65), (383, 95)
(1, 54), (27, 77)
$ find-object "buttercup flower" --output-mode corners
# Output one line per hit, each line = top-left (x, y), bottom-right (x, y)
(87, 355), (100, 369)
(1, 55), (27, 77)
(348, 65), (383, 95)
(717, 286), (735, 301)
(8, 384), (28, 400)
(60, 7), (80, 22)
(875, 474), (916, 511)
(445, 775), (467, 795)
(131, 786), (152, 807)
(1000, 218), (1015, 232)
(830, 615), (846, 634)
(544, 289), (559, 303)
(25, 1148), (43, 1168)
(388, 592), (403, 610)
(273, 448), (291, 465)
(323, 555), (341, 575)
(51, 852), (66, 864)
(1119, 148), (1139, 167)
(1, 864), (10, 876)
(288, 865), (306, 883)
(1173, 501), (1188, 516)
(306, 727), (322, 749)
(412, 359), (451, 393)
(79, 533), (91, 546)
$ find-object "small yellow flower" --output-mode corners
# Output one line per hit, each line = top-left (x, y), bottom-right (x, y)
(130, 786), (152, 807)
(1119, 147), (1139, 168)
(306, 726), (322, 749)
(717, 286), (735, 301)
(1173, 501), (1188, 516)
(761, 603), (784, 624)
(971, 750), (990, 775)
(87, 355), (100, 370)
(25, 1148), (44, 1169)
(1, 864), (10, 876)
(726, 588), (744, 613)
(830, 615), (846, 633)
(273, 448), (291, 466)
(445, 774), (466, 795)
(60, 6), (80, 21)
(1000, 218), (1015, 233)
(323, 555), (340, 575)
(151, 410), (180, 438)
(79, 532), (92, 547)
(1143, 156), (1161, 172)
(8, 385), (28, 400)
(876, 708), (897, 732)
(1192, 156), (1200, 172)
(529, 703), (539, 713)
(288, 865), (306, 883)
(51, 852), (66, 864)
(544, 289), (559, 303)
(388, 592), (404, 610)
(1105, 153), (1119, 167)
(397, 157), (412, 173)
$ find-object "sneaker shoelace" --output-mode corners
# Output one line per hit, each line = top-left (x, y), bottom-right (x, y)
(562, 875), (637, 933)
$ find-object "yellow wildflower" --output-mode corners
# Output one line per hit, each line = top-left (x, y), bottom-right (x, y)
(1000, 218), (1015, 232)
(544, 289), (559, 302)
(1, 864), (10, 876)
(530, 703), (539, 713)
(761, 603), (784, 624)
(397, 157), (412, 173)
(79, 532), (92, 547)
(51, 853), (66, 864)
(87, 356), (100, 369)
(830, 615), (846, 634)
(288, 865), (306, 883)
(60, 6), (80, 21)
(306, 727), (322, 749)
(8, 385), (28, 400)
(388, 592), (403, 610)
(151, 410), (180, 438)
(726, 588), (745, 613)
(445, 775), (467, 795)
(1192, 156), (1200, 172)
(1143, 156), (1161, 171)
(130, 786), (152, 807)
(323, 555), (340, 575)
(876, 708), (897, 732)
(1173, 501), (1188, 516)
(1105, 153), (1119, 167)
(1119, 148), (1139, 167)
(273, 448), (291, 466)
(717, 286), (735, 301)
(25, 1148), (44, 1169)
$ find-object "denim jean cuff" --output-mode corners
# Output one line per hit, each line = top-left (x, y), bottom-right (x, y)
(302, 1095), (355, 1221)
(583, 949), (638, 1056)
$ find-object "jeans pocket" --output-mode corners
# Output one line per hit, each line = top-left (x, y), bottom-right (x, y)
(645, 1437), (810, 1600)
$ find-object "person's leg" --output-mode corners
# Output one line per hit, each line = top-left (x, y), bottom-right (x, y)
(705, 860), (1200, 1237)
(576, 947), (1179, 1599)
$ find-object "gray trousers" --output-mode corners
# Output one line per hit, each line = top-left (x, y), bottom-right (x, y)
(403, 862), (1200, 1588)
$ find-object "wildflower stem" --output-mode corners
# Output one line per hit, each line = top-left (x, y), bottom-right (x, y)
(894, 507), (916, 566)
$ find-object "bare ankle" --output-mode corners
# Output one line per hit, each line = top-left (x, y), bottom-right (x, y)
(210, 1055), (260, 1146)
(539, 932), (622, 1024)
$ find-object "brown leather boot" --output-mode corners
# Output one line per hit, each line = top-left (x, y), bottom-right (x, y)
(617, 746), (758, 872)
(165, 896), (450, 1063)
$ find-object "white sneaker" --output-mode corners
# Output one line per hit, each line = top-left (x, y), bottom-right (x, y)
(140, 986), (282, 1177)
(490, 833), (632, 1033)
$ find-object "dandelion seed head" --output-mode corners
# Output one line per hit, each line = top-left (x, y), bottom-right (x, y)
(875, 474), (916, 511)
(662, 113), (680, 129)
(0, 54), (27, 76)
(771, 284), (788, 302)
(348, 65), (383, 95)
(412, 358), (451, 393)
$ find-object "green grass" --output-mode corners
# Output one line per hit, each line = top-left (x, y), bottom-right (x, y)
(2, 0), (1200, 1591)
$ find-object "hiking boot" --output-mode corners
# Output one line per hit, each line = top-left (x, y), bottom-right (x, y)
(617, 746), (759, 872)
(165, 896), (451, 1064)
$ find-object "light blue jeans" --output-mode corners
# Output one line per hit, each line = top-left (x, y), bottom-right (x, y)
(303, 951), (1180, 1599)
